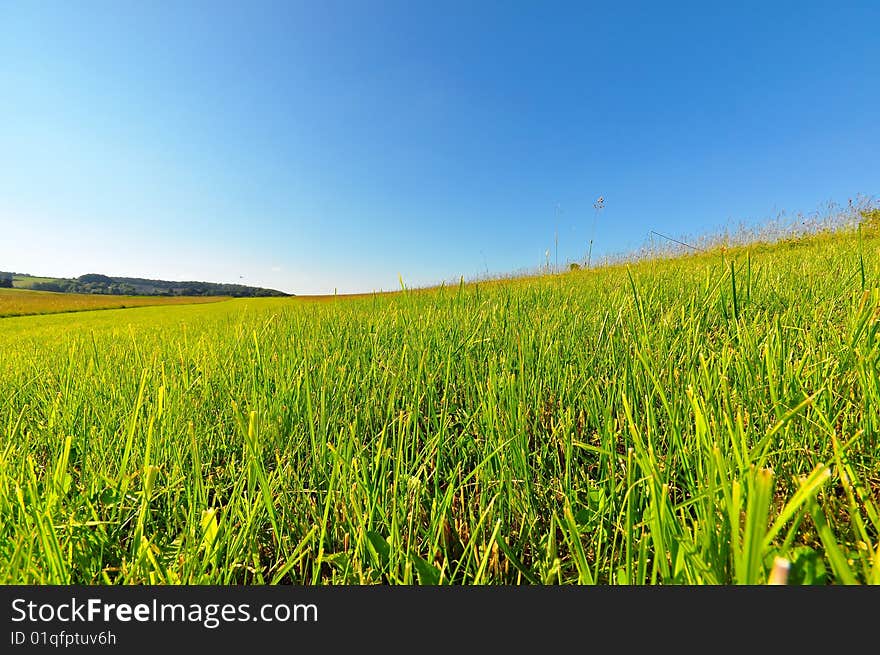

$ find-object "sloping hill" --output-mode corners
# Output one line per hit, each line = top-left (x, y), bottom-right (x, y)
(0, 287), (229, 318)
(3, 272), (290, 297)
(1, 209), (879, 584)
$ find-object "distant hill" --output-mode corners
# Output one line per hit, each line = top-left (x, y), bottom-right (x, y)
(1, 272), (291, 298)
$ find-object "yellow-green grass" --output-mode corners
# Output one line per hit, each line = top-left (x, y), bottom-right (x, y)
(11, 275), (59, 289)
(1, 224), (879, 584)
(0, 287), (230, 318)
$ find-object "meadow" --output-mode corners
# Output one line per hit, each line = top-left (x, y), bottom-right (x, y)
(1, 219), (878, 584)
(0, 288), (228, 318)
(10, 275), (59, 289)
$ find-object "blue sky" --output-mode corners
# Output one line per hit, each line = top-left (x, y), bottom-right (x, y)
(1, 1), (878, 295)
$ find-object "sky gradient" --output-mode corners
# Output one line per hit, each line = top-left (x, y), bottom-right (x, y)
(1, 1), (878, 295)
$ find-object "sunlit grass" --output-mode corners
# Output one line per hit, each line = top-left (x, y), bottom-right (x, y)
(0, 288), (229, 318)
(1, 222), (878, 584)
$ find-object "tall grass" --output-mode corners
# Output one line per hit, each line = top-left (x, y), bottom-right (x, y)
(0, 217), (878, 584)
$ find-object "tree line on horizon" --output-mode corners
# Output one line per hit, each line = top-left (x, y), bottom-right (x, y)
(0, 272), (290, 297)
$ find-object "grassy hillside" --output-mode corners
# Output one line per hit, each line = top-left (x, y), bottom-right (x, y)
(5, 273), (289, 297)
(0, 223), (878, 584)
(0, 287), (230, 318)
(11, 275), (58, 289)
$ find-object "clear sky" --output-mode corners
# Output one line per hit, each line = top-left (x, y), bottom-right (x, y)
(1, 2), (878, 295)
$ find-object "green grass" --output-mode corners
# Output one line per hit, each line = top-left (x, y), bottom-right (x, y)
(1, 225), (879, 584)
(12, 275), (60, 289)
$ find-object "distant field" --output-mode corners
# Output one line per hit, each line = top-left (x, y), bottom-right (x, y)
(11, 275), (59, 289)
(0, 288), (230, 318)
(1, 223), (879, 585)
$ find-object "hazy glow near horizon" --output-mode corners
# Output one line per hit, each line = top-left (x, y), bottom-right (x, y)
(1, 2), (878, 295)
